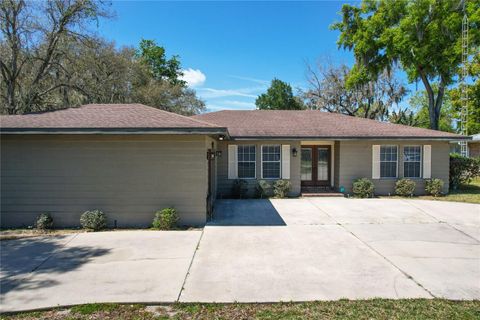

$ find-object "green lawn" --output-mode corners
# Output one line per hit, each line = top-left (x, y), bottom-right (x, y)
(380, 178), (480, 204)
(2, 300), (480, 320)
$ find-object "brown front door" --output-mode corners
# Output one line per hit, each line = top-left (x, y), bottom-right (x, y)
(301, 145), (331, 187)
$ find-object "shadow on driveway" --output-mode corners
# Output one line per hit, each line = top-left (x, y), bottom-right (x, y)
(0, 235), (110, 295)
(209, 199), (286, 226)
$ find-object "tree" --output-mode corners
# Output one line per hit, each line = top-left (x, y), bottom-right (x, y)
(137, 39), (186, 86)
(304, 62), (407, 120)
(390, 88), (456, 132)
(0, 0), (110, 114)
(256, 79), (305, 110)
(332, 0), (480, 130)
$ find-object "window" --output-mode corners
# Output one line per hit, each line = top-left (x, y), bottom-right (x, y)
(262, 145), (281, 179)
(237, 145), (256, 178)
(403, 146), (421, 178)
(380, 145), (398, 178)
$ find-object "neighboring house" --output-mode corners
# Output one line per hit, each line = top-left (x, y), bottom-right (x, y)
(0, 104), (468, 228)
(450, 134), (480, 157)
(468, 134), (480, 158)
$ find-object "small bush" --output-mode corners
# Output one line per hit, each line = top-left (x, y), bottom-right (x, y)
(255, 180), (271, 198)
(232, 179), (248, 198)
(80, 210), (107, 231)
(395, 178), (416, 197)
(273, 179), (291, 198)
(352, 178), (375, 198)
(36, 212), (53, 230)
(425, 178), (444, 197)
(152, 208), (178, 230)
(450, 154), (480, 189)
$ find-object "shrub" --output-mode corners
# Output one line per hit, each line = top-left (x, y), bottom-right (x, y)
(273, 179), (291, 198)
(36, 212), (53, 230)
(450, 154), (480, 189)
(152, 208), (178, 230)
(80, 210), (107, 231)
(255, 180), (271, 198)
(425, 178), (444, 197)
(395, 178), (416, 197)
(232, 179), (248, 198)
(352, 178), (375, 198)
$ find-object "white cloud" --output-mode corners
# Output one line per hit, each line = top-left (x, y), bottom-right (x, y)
(207, 100), (256, 112)
(228, 75), (269, 85)
(180, 68), (206, 87)
(196, 86), (265, 99)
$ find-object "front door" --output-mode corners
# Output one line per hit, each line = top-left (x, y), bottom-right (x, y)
(301, 145), (331, 187)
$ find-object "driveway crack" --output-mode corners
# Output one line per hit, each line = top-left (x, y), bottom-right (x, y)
(176, 227), (205, 302)
(31, 233), (80, 273)
(403, 200), (480, 244)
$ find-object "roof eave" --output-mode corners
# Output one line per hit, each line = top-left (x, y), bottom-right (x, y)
(0, 127), (230, 136)
(229, 135), (470, 141)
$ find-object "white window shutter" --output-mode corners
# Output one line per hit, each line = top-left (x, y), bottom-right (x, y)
(423, 145), (431, 179)
(228, 145), (238, 179)
(372, 145), (381, 179)
(281, 145), (290, 179)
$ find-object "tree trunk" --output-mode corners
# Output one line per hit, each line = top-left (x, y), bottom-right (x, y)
(417, 66), (443, 130)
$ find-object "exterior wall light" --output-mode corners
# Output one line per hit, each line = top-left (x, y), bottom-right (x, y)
(215, 150), (222, 158)
(292, 147), (298, 157)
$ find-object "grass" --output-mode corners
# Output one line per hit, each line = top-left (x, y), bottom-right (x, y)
(0, 229), (81, 241)
(380, 177), (480, 204)
(1, 300), (480, 320)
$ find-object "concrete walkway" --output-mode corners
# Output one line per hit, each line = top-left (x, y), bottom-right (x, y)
(1, 198), (479, 312)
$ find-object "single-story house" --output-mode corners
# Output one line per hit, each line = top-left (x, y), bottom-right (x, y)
(0, 104), (468, 228)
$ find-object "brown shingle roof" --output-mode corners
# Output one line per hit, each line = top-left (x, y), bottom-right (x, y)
(193, 110), (466, 140)
(0, 104), (225, 133)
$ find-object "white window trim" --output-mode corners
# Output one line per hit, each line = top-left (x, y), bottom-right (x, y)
(380, 145), (398, 179)
(261, 144), (281, 179)
(403, 145), (422, 179)
(237, 145), (256, 179)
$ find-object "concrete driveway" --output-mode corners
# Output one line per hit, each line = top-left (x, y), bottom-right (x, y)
(1, 198), (479, 312)
(181, 198), (480, 302)
(1, 231), (201, 312)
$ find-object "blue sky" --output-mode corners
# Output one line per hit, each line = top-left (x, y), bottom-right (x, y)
(98, 1), (366, 111)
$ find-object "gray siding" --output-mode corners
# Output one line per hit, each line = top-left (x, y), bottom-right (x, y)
(338, 140), (450, 195)
(216, 140), (301, 198)
(1, 134), (209, 228)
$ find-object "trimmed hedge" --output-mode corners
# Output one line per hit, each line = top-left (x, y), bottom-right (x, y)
(273, 179), (291, 198)
(425, 178), (444, 197)
(395, 178), (416, 197)
(352, 178), (375, 198)
(36, 212), (53, 230)
(450, 154), (480, 189)
(152, 208), (178, 230)
(80, 210), (107, 231)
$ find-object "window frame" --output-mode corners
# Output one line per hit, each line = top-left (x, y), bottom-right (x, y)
(237, 145), (256, 179)
(403, 145), (422, 179)
(380, 145), (398, 179)
(261, 144), (281, 179)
